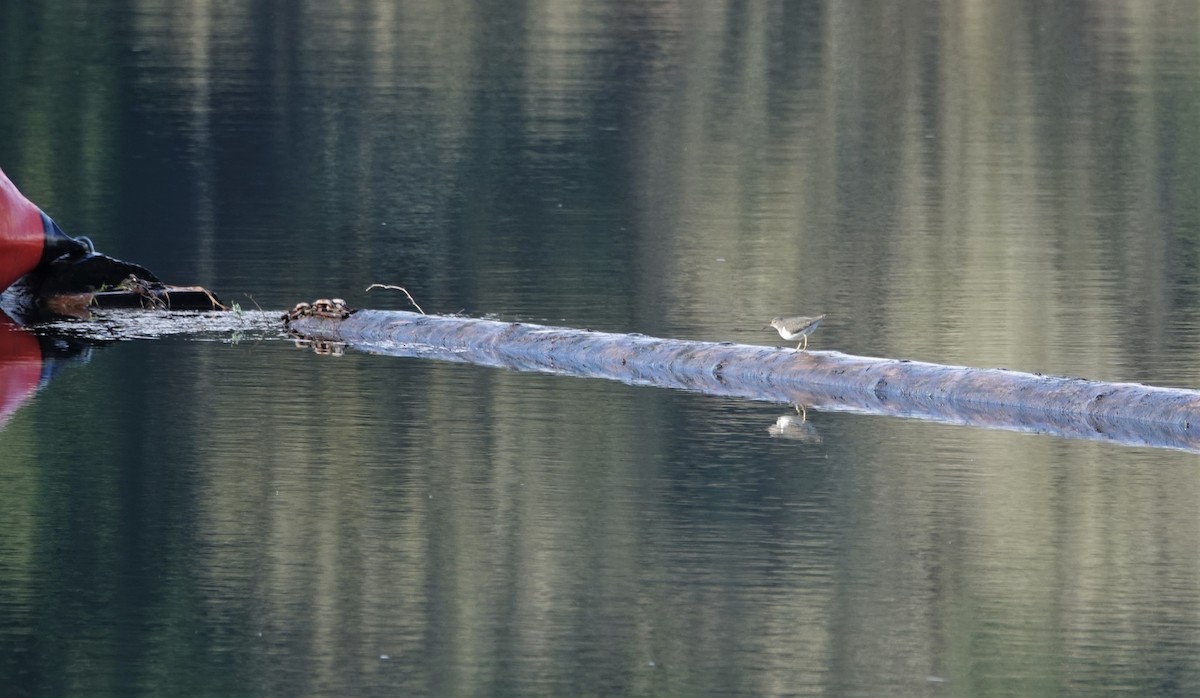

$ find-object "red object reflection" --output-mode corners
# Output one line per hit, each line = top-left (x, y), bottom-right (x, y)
(0, 312), (43, 429)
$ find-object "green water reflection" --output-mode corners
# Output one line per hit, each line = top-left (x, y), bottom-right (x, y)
(5, 340), (1199, 696)
(3, 1), (1200, 696)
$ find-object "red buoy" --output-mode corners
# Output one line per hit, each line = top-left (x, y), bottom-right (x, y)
(0, 167), (47, 291)
(0, 166), (96, 293)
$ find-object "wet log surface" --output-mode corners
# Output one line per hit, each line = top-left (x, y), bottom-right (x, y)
(287, 309), (1200, 453)
(32, 309), (282, 342)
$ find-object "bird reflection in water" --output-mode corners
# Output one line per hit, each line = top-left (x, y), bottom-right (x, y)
(766, 405), (822, 444)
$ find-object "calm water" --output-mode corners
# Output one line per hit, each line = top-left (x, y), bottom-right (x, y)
(3, 2), (1200, 696)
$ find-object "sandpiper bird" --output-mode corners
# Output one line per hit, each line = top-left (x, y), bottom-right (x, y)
(767, 314), (826, 350)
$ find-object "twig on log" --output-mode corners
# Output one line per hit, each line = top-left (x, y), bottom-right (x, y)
(365, 283), (425, 315)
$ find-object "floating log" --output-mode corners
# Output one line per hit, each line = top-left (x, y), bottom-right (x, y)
(286, 310), (1200, 453)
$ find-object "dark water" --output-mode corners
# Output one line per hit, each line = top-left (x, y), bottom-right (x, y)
(4, 2), (1200, 696)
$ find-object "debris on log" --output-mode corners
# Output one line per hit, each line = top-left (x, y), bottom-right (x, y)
(285, 309), (1200, 453)
(3, 260), (225, 323)
(44, 286), (225, 318)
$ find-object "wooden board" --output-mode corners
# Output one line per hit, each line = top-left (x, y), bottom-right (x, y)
(45, 286), (224, 317)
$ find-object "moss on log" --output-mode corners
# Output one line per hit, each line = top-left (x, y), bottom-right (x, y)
(287, 310), (1200, 452)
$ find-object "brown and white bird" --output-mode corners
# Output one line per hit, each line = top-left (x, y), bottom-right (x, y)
(766, 314), (826, 350)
